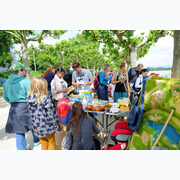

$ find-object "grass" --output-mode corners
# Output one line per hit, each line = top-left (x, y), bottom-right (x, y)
(0, 87), (3, 93)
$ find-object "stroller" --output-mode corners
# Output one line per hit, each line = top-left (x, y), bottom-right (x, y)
(102, 121), (133, 150)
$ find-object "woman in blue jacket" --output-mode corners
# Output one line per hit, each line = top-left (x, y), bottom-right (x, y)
(97, 64), (110, 101)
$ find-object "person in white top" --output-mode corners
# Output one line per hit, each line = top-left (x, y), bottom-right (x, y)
(134, 69), (149, 94)
(51, 68), (69, 107)
(132, 69), (149, 105)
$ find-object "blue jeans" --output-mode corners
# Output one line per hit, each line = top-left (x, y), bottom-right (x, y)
(16, 131), (39, 150)
(114, 92), (128, 103)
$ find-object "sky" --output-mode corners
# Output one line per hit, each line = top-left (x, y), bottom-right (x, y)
(14, 30), (174, 68)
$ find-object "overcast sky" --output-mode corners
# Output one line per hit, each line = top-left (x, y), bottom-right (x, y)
(14, 30), (174, 68)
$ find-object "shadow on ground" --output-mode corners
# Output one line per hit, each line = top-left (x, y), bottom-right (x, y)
(0, 126), (36, 150)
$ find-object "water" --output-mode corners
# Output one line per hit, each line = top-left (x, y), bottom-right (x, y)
(149, 70), (171, 77)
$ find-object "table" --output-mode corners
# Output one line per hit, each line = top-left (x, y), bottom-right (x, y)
(105, 110), (130, 129)
(84, 110), (105, 128)
(85, 109), (130, 129)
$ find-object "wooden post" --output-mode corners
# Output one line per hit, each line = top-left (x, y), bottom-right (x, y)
(151, 109), (174, 150)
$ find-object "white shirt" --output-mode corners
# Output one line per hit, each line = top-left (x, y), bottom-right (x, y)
(135, 74), (143, 90)
(51, 75), (68, 100)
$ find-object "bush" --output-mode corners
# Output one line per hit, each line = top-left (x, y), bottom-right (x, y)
(30, 71), (42, 78)
(0, 71), (12, 79)
(0, 71), (42, 79)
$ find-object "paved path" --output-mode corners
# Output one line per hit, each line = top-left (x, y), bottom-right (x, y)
(0, 96), (41, 150)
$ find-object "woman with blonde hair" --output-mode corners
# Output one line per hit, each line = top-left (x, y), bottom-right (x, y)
(111, 62), (130, 103)
(42, 65), (57, 94)
(27, 77), (60, 150)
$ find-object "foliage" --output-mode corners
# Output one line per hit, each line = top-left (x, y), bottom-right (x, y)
(30, 71), (42, 78)
(82, 30), (171, 67)
(0, 71), (12, 79)
(28, 33), (108, 75)
(0, 31), (14, 68)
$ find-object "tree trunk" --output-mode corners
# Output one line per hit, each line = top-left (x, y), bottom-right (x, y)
(86, 63), (89, 69)
(93, 63), (96, 77)
(172, 30), (180, 78)
(21, 41), (30, 79)
(129, 46), (137, 68)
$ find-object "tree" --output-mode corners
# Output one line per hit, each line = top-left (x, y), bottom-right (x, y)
(28, 33), (108, 76)
(83, 30), (170, 67)
(0, 31), (13, 68)
(172, 30), (180, 78)
(3, 30), (66, 78)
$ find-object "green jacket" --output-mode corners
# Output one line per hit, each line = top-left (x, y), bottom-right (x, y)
(3, 74), (30, 103)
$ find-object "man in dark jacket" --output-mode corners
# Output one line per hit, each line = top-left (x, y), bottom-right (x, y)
(63, 64), (74, 87)
(128, 64), (144, 84)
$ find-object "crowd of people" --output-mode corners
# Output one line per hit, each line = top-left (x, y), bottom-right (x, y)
(3, 61), (149, 150)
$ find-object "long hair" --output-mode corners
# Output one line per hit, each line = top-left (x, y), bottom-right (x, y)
(68, 101), (87, 136)
(42, 65), (57, 78)
(120, 61), (127, 69)
(28, 77), (48, 104)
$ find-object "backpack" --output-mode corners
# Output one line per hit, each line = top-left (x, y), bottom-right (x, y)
(93, 74), (100, 89)
(93, 72), (105, 89)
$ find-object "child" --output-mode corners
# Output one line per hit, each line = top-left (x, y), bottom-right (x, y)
(27, 77), (60, 150)
(133, 69), (149, 105)
(134, 69), (149, 94)
(51, 68), (69, 108)
(62, 101), (100, 150)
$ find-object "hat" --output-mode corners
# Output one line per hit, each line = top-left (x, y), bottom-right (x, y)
(12, 62), (31, 71)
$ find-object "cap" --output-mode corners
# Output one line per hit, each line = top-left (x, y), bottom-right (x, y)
(12, 62), (31, 71)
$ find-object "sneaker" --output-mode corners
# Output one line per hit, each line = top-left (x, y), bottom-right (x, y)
(34, 142), (41, 147)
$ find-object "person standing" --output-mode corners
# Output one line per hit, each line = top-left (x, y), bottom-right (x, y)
(42, 65), (57, 95)
(128, 64), (143, 104)
(3, 62), (39, 150)
(111, 62), (130, 103)
(97, 64), (110, 101)
(72, 62), (94, 93)
(128, 63), (144, 85)
(27, 77), (60, 150)
(133, 69), (149, 105)
(63, 63), (74, 88)
(51, 68), (69, 108)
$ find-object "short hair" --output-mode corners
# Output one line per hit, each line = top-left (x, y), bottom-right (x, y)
(72, 62), (81, 69)
(120, 61), (127, 69)
(137, 64), (144, 68)
(142, 69), (149, 73)
(55, 67), (65, 74)
(104, 64), (110, 71)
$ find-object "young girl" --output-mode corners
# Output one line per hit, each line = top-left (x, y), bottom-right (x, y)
(62, 101), (100, 150)
(51, 68), (69, 107)
(27, 77), (60, 150)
